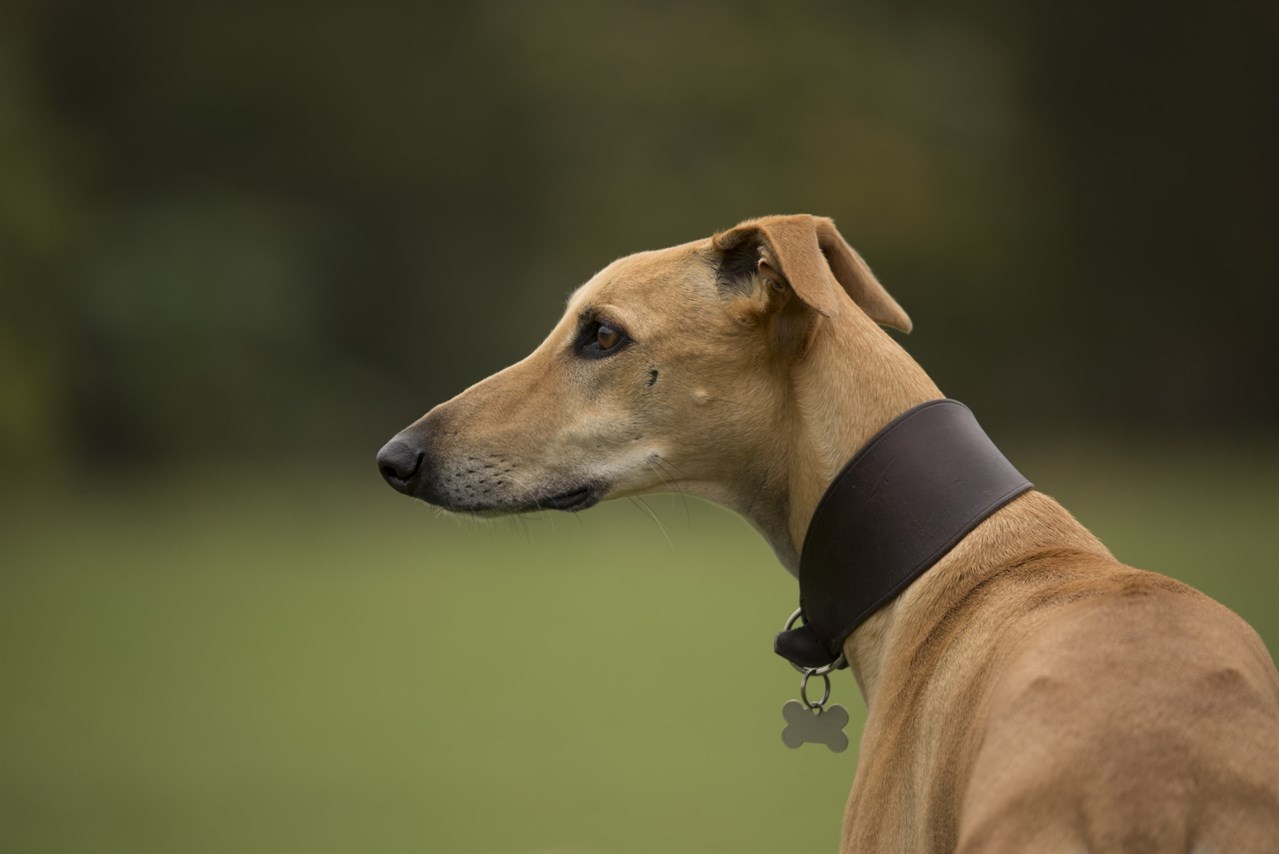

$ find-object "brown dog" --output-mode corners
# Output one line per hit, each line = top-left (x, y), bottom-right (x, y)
(378, 215), (1279, 852)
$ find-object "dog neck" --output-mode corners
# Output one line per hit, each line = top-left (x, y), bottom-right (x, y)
(780, 315), (941, 565)
(774, 399), (1033, 670)
(743, 313), (1110, 705)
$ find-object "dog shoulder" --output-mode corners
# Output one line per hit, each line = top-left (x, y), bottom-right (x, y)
(959, 567), (1279, 852)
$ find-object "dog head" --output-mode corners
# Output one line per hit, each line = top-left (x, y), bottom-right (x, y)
(377, 214), (911, 519)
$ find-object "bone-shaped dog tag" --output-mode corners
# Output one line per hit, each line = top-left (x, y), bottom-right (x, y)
(781, 699), (849, 752)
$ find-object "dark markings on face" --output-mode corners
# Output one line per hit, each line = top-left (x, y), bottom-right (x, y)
(647, 368), (659, 387)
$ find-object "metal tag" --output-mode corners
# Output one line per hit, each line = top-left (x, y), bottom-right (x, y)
(781, 699), (849, 752)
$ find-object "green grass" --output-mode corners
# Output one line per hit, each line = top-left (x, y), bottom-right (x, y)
(1, 443), (1275, 853)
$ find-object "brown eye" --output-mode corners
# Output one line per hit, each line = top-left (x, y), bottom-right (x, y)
(575, 318), (631, 358)
(596, 324), (621, 351)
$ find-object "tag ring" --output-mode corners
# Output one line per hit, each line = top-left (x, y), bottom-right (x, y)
(800, 670), (832, 710)
(782, 607), (848, 676)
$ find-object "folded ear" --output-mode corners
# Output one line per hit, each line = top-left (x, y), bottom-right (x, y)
(712, 214), (912, 334)
(813, 217), (912, 333)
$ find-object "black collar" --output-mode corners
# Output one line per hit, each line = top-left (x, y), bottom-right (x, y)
(774, 399), (1032, 670)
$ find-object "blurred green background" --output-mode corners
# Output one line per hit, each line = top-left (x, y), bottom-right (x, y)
(1, 2), (1276, 852)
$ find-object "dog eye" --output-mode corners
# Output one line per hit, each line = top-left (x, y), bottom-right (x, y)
(596, 324), (621, 351)
(575, 319), (631, 359)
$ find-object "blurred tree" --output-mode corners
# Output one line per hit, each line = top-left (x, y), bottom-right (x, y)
(0, 24), (81, 475)
(0, 0), (1273, 476)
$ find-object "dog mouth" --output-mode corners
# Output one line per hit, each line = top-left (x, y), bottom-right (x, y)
(443, 483), (605, 515)
(524, 484), (602, 512)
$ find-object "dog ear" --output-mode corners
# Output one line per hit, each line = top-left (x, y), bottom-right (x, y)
(712, 215), (912, 334)
(812, 217), (912, 333)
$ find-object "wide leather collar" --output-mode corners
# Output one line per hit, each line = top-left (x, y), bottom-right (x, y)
(774, 399), (1032, 670)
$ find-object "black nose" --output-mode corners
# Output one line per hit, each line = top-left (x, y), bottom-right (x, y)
(377, 438), (424, 494)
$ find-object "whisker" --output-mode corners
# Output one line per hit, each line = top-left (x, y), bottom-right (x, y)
(651, 457), (692, 528)
(629, 497), (674, 550)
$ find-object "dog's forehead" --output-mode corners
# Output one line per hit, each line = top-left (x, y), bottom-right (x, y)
(567, 238), (714, 313)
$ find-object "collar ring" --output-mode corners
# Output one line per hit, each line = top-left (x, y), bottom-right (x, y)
(782, 607), (848, 676)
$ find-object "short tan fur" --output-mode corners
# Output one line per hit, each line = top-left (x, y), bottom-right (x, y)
(385, 215), (1279, 853)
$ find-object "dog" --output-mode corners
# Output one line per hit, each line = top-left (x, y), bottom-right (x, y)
(377, 215), (1279, 852)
